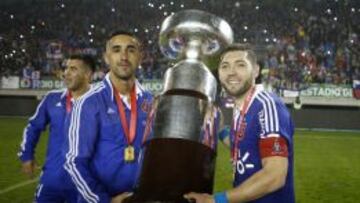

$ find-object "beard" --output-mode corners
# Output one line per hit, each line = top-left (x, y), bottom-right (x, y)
(64, 79), (75, 90)
(221, 76), (252, 98)
(112, 66), (135, 81)
(66, 81), (81, 92)
(114, 72), (133, 81)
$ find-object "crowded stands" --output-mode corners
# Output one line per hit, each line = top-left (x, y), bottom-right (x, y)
(0, 0), (359, 91)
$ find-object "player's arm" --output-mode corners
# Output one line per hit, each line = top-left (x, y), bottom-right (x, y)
(64, 96), (110, 203)
(185, 156), (288, 203)
(218, 126), (230, 148)
(222, 95), (291, 202)
(221, 97), (294, 202)
(18, 94), (50, 178)
(216, 109), (231, 148)
(185, 135), (289, 203)
(185, 98), (293, 203)
(224, 152), (288, 202)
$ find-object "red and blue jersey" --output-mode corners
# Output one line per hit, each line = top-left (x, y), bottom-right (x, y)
(230, 85), (295, 203)
(63, 74), (153, 202)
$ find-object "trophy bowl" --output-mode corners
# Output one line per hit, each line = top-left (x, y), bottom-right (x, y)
(159, 9), (233, 69)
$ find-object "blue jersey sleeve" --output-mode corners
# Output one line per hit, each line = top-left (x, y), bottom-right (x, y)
(64, 95), (110, 203)
(275, 100), (294, 145)
(18, 94), (50, 162)
(257, 92), (294, 143)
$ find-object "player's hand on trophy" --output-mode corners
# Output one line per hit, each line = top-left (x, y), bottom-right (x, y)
(111, 192), (132, 203)
(184, 192), (215, 203)
(21, 160), (38, 179)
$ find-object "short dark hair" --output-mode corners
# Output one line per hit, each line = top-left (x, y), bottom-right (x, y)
(106, 30), (142, 48)
(220, 43), (257, 65)
(68, 54), (96, 72)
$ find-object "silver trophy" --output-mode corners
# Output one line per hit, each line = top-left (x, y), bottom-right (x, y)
(126, 10), (233, 203)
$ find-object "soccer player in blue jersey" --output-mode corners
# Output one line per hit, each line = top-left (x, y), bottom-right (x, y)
(63, 31), (153, 203)
(18, 54), (96, 202)
(185, 43), (295, 203)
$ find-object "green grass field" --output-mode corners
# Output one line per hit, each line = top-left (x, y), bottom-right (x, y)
(0, 117), (359, 202)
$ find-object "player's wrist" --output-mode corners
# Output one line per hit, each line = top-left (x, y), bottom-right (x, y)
(218, 126), (230, 142)
(214, 192), (229, 203)
(19, 154), (34, 162)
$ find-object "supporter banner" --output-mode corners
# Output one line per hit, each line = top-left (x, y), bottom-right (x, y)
(20, 78), (65, 89)
(1, 76), (20, 89)
(283, 90), (300, 98)
(141, 79), (163, 94)
(353, 80), (360, 100)
(46, 41), (63, 60)
(300, 84), (353, 98)
(140, 82), (355, 98)
(16, 78), (161, 92)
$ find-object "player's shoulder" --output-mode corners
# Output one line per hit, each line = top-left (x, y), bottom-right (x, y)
(255, 90), (285, 108)
(46, 88), (66, 96)
(79, 82), (106, 104)
(69, 83), (106, 115)
(253, 89), (291, 117)
(43, 88), (67, 101)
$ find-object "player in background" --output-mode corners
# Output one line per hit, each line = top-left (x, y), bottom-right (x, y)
(18, 54), (96, 202)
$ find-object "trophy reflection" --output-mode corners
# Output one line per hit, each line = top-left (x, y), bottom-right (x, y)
(126, 10), (233, 203)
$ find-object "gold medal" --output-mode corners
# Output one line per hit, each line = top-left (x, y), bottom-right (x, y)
(114, 85), (138, 163)
(124, 145), (135, 162)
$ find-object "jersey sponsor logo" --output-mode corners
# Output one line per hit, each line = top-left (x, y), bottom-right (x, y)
(56, 102), (62, 107)
(235, 150), (254, 175)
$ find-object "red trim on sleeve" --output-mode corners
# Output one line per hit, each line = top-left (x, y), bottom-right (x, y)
(259, 137), (289, 158)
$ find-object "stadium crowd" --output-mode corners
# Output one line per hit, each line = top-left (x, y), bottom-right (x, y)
(0, 0), (359, 90)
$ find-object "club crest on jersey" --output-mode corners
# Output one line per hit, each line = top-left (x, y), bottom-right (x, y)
(141, 99), (152, 113)
(273, 138), (282, 153)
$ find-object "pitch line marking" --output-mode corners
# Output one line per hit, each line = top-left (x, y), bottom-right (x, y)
(298, 135), (360, 140)
(0, 177), (39, 195)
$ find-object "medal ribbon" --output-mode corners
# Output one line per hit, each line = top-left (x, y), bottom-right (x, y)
(231, 86), (256, 163)
(114, 84), (137, 145)
(66, 91), (72, 113)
